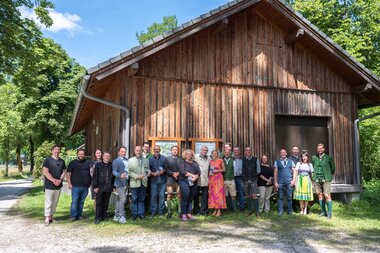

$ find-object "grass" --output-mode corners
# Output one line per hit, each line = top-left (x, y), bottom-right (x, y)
(0, 166), (31, 182)
(9, 180), (380, 242)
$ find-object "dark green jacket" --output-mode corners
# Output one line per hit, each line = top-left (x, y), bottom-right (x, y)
(223, 157), (235, 181)
(311, 154), (336, 182)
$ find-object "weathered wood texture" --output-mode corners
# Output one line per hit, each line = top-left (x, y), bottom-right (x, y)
(84, 8), (358, 184)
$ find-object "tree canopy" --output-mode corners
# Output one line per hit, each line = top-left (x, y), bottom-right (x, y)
(0, 0), (54, 83)
(0, 1), (85, 173)
(136, 15), (178, 44)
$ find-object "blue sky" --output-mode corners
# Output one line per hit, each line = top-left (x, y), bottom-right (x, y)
(35, 0), (229, 69)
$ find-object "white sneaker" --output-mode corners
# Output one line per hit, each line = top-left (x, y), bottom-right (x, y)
(113, 215), (119, 222)
(119, 216), (127, 224)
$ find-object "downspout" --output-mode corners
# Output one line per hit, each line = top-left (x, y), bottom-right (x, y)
(353, 111), (380, 185)
(80, 75), (131, 157)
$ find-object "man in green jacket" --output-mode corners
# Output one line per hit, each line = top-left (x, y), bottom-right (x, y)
(223, 149), (237, 212)
(311, 143), (336, 218)
(129, 146), (150, 220)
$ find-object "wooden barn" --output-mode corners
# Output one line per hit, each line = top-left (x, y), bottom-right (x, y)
(69, 0), (380, 198)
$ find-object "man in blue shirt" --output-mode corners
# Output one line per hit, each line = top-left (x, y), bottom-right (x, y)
(149, 145), (167, 217)
(112, 146), (129, 224)
(274, 148), (296, 216)
(233, 147), (245, 211)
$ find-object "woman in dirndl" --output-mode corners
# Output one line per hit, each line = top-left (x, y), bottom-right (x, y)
(293, 153), (314, 215)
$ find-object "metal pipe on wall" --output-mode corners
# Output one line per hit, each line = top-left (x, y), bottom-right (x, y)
(80, 75), (131, 157)
(353, 111), (380, 185)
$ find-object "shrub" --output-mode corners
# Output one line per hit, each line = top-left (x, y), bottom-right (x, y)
(361, 178), (380, 206)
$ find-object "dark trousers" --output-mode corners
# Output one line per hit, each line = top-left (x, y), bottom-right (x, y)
(179, 179), (197, 215)
(95, 191), (111, 221)
(235, 176), (245, 210)
(131, 186), (146, 218)
(278, 182), (293, 214)
(193, 186), (209, 214)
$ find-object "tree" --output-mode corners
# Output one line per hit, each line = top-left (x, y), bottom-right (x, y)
(0, 84), (23, 176)
(0, 0), (54, 83)
(136, 15), (178, 44)
(287, 0), (380, 76)
(13, 38), (86, 172)
(287, 0), (380, 180)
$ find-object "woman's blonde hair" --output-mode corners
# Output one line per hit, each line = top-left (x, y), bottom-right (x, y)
(182, 149), (195, 160)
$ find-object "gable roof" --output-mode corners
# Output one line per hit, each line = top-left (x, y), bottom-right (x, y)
(69, 0), (380, 135)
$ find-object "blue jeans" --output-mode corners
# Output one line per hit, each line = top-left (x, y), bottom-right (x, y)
(131, 186), (146, 218)
(150, 182), (166, 215)
(278, 182), (293, 214)
(235, 176), (245, 210)
(70, 186), (89, 219)
(179, 179), (197, 215)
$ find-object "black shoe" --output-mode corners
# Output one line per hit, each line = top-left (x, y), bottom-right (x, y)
(94, 220), (100, 224)
(132, 216), (137, 221)
(256, 212), (260, 218)
(166, 213), (172, 219)
(139, 216), (145, 220)
(247, 211), (253, 216)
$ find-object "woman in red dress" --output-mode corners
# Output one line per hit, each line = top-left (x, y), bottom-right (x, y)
(208, 150), (226, 217)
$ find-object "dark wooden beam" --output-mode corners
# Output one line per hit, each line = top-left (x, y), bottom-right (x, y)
(127, 62), (139, 76)
(212, 18), (229, 35)
(350, 83), (373, 93)
(284, 28), (304, 44)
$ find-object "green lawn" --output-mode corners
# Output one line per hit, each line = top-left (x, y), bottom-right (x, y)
(0, 165), (31, 182)
(9, 180), (380, 243)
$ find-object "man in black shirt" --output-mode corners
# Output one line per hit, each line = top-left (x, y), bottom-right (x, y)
(42, 144), (66, 226)
(67, 149), (91, 221)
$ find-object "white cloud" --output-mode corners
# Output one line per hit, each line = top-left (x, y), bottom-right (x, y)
(19, 6), (83, 35)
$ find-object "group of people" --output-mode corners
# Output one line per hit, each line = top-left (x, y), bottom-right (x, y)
(41, 142), (335, 226)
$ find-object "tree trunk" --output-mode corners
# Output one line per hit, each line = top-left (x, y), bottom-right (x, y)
(4, 136), (9, 177)
(16, 143), (23, 173)
(29, 136), (34, 173)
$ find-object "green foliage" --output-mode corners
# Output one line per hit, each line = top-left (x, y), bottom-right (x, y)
(361, 178), (380, 206)
(136, 16), (178, 44)
(0, 84), (23, 173)
(287, 0), (380, 76)
(13, 37), (86, 148)
(359, 107), (380, 180)
(0, 0), (54, 83)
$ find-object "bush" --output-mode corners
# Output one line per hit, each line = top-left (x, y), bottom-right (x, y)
(361, 178), (380, 206)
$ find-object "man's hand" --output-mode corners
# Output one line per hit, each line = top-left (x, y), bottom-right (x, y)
(53, 179), (61, 186)
(94, 188), (99, 193)
(137, 175), (145, 180)
(290, 180), (295, 187)
(191, 175), (198, 182)
(120, 173), (127, 179)
(173, 172), (179, 179)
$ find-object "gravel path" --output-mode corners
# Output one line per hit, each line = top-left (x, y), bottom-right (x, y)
(0, 180), (379, 253)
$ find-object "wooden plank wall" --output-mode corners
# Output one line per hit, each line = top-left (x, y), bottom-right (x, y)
(84, 6), (358, 184)
(138, 8), (350, 94)
(85, 81), (121, 158)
